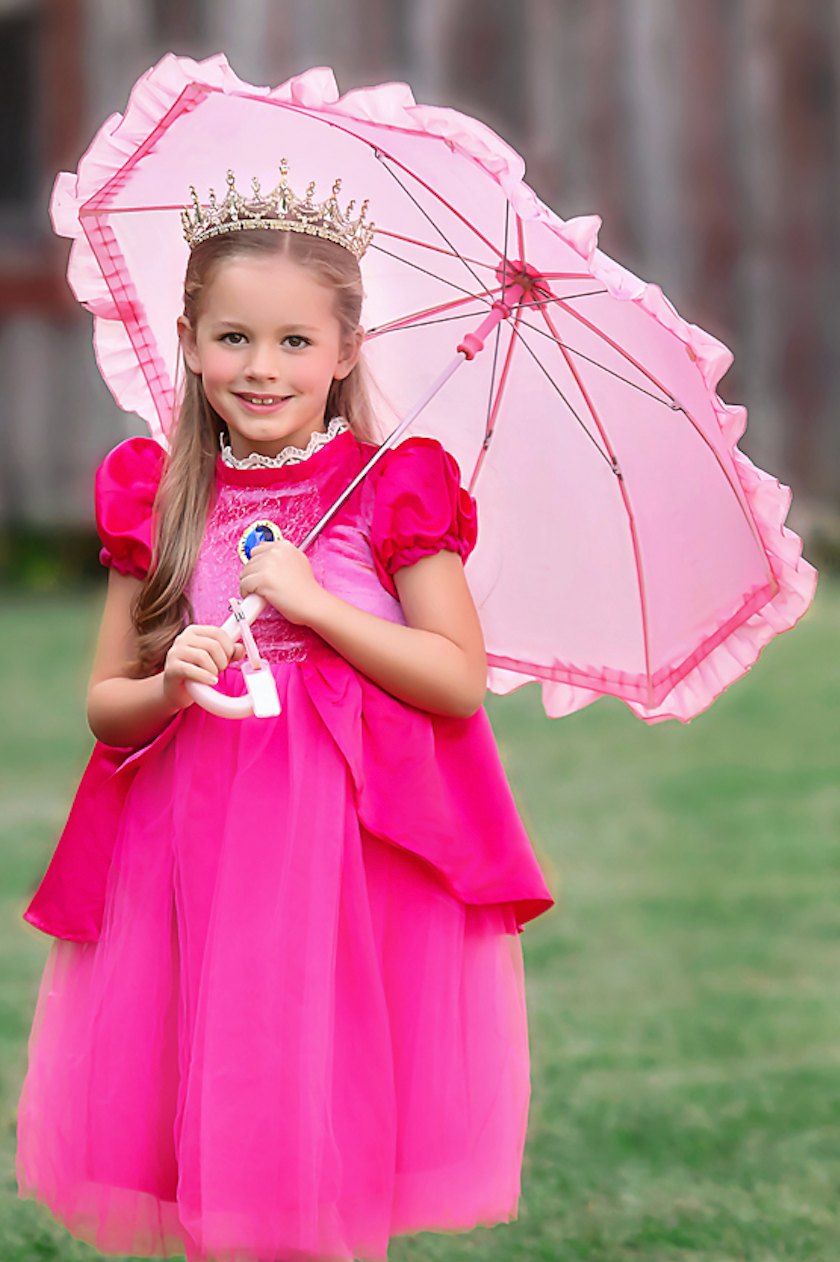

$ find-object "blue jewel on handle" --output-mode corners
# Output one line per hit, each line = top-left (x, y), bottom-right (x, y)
(237, 519), (283, 563)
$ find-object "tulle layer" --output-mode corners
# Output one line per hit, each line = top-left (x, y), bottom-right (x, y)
(17, 667), (530, 1260)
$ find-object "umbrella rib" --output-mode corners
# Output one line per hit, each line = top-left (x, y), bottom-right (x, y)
(373, 228), (495, 273)
(502, 200), (511, 280)
(374, 153), (492, 299)
(468, 311), (521, 496)
(366, 287), (502, 338)
(367, 308), (497, 338)
(522, 289), (609, 305)
(369, 242), (494, 306)
(538, 302), (656, 702)
(79, 203), (185, 215)
(513, 311), (677, 407)
(537, 300), (776, 581)
(508, 322), (614, 468)
(372, 150), (502, 259)
(671, 408), (774, 569)
(547, 295), (688, 403)
(477, 199), (512, 478)
(531, 271), (604, 281)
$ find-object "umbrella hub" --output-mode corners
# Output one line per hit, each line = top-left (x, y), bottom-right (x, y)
(496, 259), (553, 305)
(457, 261), (550, 362)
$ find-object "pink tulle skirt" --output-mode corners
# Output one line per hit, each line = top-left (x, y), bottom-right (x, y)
(17, 667), (530, 1261)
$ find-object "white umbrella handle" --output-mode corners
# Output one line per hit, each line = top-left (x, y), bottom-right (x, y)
(185, 593), (267, 718)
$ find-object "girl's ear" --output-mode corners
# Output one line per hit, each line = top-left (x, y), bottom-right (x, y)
(177, 315), (201, 374)
(333, 326), (364, 382)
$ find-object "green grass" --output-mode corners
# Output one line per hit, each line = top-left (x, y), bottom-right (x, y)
(3, 585), (840, 1260)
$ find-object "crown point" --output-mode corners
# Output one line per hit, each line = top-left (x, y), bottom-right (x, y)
(182, 161), (373, 257)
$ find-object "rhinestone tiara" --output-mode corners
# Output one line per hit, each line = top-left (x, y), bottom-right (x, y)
(181, 160), (375, 259)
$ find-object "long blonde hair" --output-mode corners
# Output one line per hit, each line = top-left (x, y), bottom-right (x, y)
(131, 229), (376, 676)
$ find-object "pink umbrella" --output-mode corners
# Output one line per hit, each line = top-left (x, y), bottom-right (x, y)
(51, 53), (816, 723)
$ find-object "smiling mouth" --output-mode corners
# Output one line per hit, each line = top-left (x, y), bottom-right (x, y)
(237, 394), (289, 408)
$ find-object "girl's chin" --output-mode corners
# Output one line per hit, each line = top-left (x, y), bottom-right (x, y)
(225, 417), (327, 460)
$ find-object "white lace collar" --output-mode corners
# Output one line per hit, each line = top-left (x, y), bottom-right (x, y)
(220, 417), (349, 470)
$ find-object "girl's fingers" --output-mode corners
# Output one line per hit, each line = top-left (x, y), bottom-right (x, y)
(166, 627), (246, 707)
(175, 628), (237, 672)
(196, 637), (231, 673)
(168, 648), (220, 682)
(173, 647), (223, 677)
(174, 662), (221, 686)
(183, 625), (237, 654)
(169, 639), (235, 677)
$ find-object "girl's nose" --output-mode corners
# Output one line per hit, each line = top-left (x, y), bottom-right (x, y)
(244, 341), (281, 381)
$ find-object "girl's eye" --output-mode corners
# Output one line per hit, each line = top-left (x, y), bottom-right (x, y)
(221, 332), (246, 345)
(283, 335), (309, 349)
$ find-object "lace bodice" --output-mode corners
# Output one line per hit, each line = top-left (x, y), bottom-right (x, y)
(189, 431), (406, 663)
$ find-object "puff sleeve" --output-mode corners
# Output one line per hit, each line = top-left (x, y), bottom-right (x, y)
(369, 437), (478, 598)
(95, 436), (166, 580)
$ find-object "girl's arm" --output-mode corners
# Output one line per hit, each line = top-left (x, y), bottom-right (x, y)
(87, 569), (241, 747)
(239, 542), (487, 717)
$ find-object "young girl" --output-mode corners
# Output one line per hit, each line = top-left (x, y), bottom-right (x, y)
(17, 174), (552, 1262)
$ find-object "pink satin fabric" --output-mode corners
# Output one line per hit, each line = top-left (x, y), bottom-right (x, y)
(19, 429), (552, 1261)
(95, 437), (165, 578)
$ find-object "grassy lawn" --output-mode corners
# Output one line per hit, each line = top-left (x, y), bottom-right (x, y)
(2, 583), (839, 1260)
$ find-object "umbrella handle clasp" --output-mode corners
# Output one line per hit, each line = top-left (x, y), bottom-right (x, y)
(185, 593), (280, 719)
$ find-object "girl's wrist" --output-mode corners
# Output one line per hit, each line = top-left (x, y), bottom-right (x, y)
(258, 579), (334, 629)
(162, 673), (194, 712)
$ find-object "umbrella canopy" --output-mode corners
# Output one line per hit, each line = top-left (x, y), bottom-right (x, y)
(52, 53), (816, 722)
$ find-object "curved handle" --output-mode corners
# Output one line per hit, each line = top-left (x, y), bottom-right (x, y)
(185, 593), (267, 718)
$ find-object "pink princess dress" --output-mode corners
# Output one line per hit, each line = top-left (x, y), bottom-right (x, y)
(18, 421), (553, 1262)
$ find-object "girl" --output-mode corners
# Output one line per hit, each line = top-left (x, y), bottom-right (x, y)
(18, 174), (552, 1262)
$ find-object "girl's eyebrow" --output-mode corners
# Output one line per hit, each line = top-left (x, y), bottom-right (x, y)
(211, 318), (320, 335)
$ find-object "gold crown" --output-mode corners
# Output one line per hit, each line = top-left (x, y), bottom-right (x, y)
(181, 161), (375, 258)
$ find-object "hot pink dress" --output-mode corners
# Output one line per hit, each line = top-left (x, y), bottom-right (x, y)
(17, 425), (552, 1262)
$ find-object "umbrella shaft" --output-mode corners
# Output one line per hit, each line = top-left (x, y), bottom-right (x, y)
(457, 285), (524, 360)
(299, 284), (525, 553)
(299, 351), (468, 552)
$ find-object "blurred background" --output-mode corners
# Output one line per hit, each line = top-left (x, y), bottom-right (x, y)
(3, 7), (840, 1259)
(0, 0), (838, 580)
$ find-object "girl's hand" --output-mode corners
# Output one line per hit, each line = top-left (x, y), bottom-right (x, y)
(163, 624), (244, 709)
(239, 541), (325, 626)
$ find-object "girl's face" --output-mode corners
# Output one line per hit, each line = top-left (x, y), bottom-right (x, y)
(179, 252), (362, 460)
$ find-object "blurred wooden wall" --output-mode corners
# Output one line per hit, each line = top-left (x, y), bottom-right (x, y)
(0, 0), (838, 527)
(437, 0), (840, 508)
